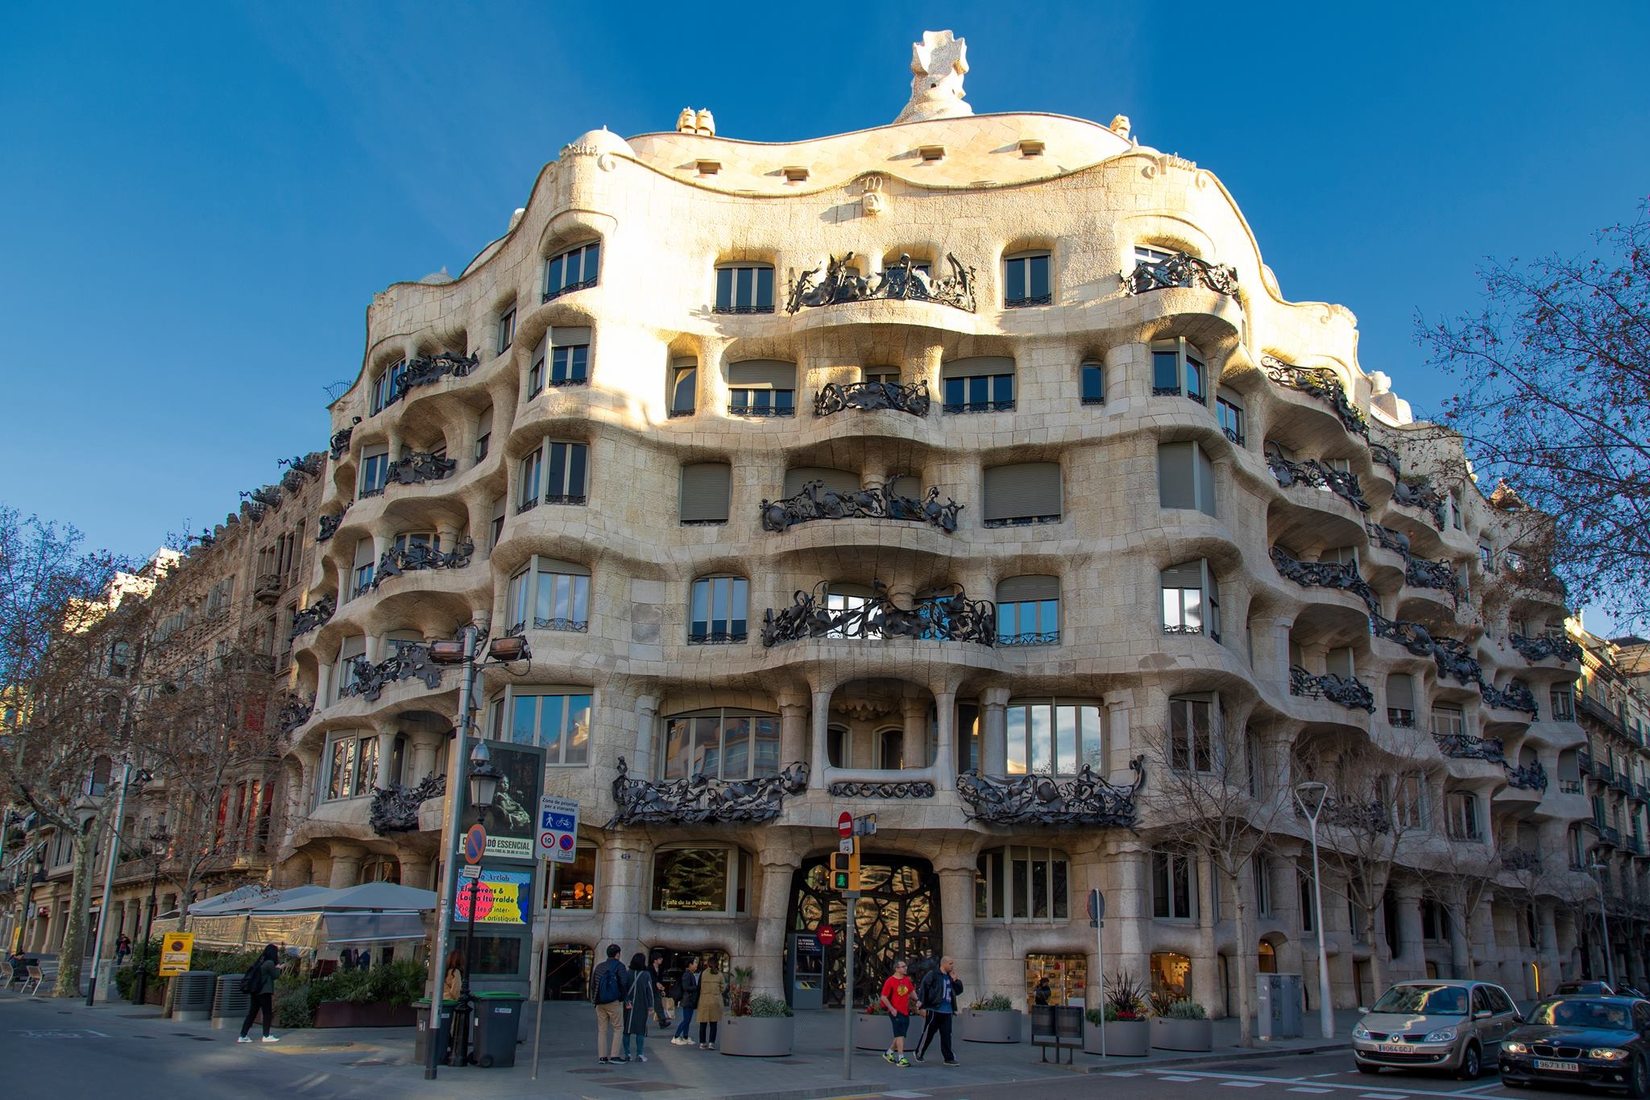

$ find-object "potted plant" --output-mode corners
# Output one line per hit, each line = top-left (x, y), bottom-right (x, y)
(1084, 972), (1151, 1056)
(312, 961), (425, 1028)
(720, 992), (795, 1056)
(960, 992), (1022, 1044)
(855, 998), (893, 1050)
(1151, 997), (1212, 1052)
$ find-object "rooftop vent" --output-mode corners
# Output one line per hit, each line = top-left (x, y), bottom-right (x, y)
(918, 145), (945, 162)
(696, 159), (721, 177)
(1017, 139), (1045, 157)
(782, 166), (810, 183)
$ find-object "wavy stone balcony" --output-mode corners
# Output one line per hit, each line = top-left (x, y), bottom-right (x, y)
(786, 253), (979, 315)
(1288, 665), (1375, 712)
(359, 451), (457, 499)
(813, 379), (931, 418)
(1391, 477), (1447, 529)
(290, 596), (336, 641)
(1266, 445), (1370, 513)
(1269, 545), (1378, 609)
(1261, 356), (1369, 440)
(606, 757), (809, 826)
(956, 759), (1144, 827)
(371, 538), (474, 591)
(1511, 633), (1584, 664)
(1123, 252), (1238, 297)
(760, 581), (994, 648)
(760, 480), (961, 534)
(342, 644), (446, 702)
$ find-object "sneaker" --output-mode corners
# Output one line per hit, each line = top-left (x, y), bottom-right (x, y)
(897, 1057), (910, 1067)
(261, 1036), (279, 1043)
(707, 1043), (716, 1050)
(883, 1050), (897, 1064)
(914, 1051), (925, 1062)
(237, 1036), (252, 1043)
(598, 1057), (610, 1064)
(699, 1042), (709, 1049)
(616, 1055), (630, 1062)
(637, 1054), (648, 1063)
(943, 1059), (961, 1067)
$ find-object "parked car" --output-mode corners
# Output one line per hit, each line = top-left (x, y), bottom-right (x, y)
(1499, 996), (1650, 1095)
(1352, 979), (1522, 1079)
(1559, 981), (1623, 997)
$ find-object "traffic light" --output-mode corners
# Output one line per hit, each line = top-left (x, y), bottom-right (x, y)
(830, 845), (861, 892)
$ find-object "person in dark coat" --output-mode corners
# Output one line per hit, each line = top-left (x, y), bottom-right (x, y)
(671, 956), (700, 1044)
(622, 953), (655, 1062)
(913, 955), (962, 1065)
(650, 955), (672, 1027)
(238, 944), (282, 1043)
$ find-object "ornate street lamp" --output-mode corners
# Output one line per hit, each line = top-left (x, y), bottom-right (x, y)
(1294, 781), (1335, 1040)
(133, 827), (171, 1008)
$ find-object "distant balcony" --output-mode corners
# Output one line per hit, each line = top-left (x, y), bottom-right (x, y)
(253, 573), (283, 605)
(1502, 848), (1542, 874)
(1510, 633), (1583, 663)
(813, 379), (931, 418)
(761, 581), (994, 648)
(1434, 732), (1506, 764)
(1266, 445), (1370, 513)
(1288, 666), (1375, 712)
(786, 253), (978, 314)
(341, 644), (445, 703)
(1123, 251), (1238, 297)
(1260, 356), (1369, 439)
(1504, 760), (1549, 792)
(760, 479), (961, 534)
(1392, 477), (1447, 528)
(288, 596), (336, 641)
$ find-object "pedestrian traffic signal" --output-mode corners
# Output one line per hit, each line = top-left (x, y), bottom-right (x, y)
(831, 847), (860, 892)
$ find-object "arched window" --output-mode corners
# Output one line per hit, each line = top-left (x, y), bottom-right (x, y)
(651, 844), (753, 914)
(669, 357), (697, 417)
(876, 728), (903, 770)
(543, 240), (600, 302)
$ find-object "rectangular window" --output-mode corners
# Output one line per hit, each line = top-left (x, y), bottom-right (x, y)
(1431, 705), (1465, 739)
(543, 240), (600, 302)
(660, 711), (778, 780)
(1151, 338), (1207, 403)
(1003, 251), (1051, 307)
(1161, 561), (1219, 641)
(679, 462), (732, 524)
(504, 691), (591, 765)
(690, 576), (748, 644)
(1216, 396), (1245, 445)
(1157, 441), (1217, 517)
(359, 446), (390, 499)
(714, 264), (775, 314)
(543, 441), (589, 503)
(1169, 695), (1214, 772)
(1080, 361), (1104, 405)
(1152, 852), (1195, 919)
(517, 450), (542, 512)
(1298, 870), (1316, 933)
(496, 306), (516, 354)
(535, 565), (590, 631)
(729, 386), (794, 416)
(528, 346), (545, 397)
(370, 359), (406, 415)
(726, 359), (795, 417)
(997, 597), (1060, 646)
(1551, 686), (1575, 721)
(1003, 700), (1102, 777)
(1446, 791), (1481, 840)
(549, 327), (591, 386)
(1253, 855), (1272, 917)
(982, 463), (1062, 527)
(323, 732), (376, 800)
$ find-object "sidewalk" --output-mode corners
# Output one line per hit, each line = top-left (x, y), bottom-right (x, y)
(38, 994), (1361, 1099)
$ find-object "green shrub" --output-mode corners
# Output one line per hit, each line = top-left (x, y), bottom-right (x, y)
(747, 993), (793, 1018)
(370, 960), (427, 1007)
(969, 993), (1014, 1012)
(1164, 999), (1207, 1020)
(273, 973), (317, 1029)
(1104, 971), (1148, 1020)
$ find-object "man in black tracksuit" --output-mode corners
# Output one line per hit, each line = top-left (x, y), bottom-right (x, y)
(913, 955), (962, 1065)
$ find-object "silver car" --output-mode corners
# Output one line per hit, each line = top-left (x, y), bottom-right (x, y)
(1352, 979), (1523, 1078)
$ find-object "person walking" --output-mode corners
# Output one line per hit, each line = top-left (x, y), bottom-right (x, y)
(237, 944), (282, 1044)
(114, 934), (132, 966)
(622, 952), (655, 1063)
(914, 955), (962, 1066)
(651, 954), (673, 1027)
(591, 943), (632, 1064)
(1033, 974), (1051, 1006)
(696, 958), (724, 1049)
(671, 956), (700, 1045)
(878, 958), (917, 1067)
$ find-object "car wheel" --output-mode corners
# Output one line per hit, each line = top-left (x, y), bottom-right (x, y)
(1355, 1063), (1380, 1075)
(1631, 1054), (1650, 1099)
(1457, 1042), (1482, 1080)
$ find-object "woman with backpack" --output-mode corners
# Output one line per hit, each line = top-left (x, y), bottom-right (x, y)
(237, 944), (282, 1043)
(622, 952), (655, 1063)
(696, 959), (724, 1049)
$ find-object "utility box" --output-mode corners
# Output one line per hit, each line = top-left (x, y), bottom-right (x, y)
(1256, 973), (1303, 1039)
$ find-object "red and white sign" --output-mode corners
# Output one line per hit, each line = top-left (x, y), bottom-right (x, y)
(816, 925), (837, 948)
(837, 811), (854, 838)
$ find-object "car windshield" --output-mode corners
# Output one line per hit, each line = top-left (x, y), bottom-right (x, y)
(1370, 985), (1468, 1016)
(1530, 1000), (1631, 1031)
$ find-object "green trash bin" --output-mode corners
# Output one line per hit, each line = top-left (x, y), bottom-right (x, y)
(470, 992), (524, 1068)
(414, 998), (456, 1066)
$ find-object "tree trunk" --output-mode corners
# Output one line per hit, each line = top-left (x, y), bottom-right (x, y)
(1231, 873), (1255, 1047)
(53, 823), (99, 997)
(1363, 904), (1385, 995)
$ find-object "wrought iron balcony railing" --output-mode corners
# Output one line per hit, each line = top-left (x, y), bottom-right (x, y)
(1510, 633), (1584, 663)
(606, 757), (809, 826)
(1269, 546), (1379, 607)
(1504, 760), (1549, 791)
(542, 275), (597, 304)
(393, 351), (479, 403)
(382, 451), (457, 489)
(342, 644), (445, 702)
(1289, 666), (1376, 712)
(942, 399), (1015, 414)
(1371, 615), (1484, 687)
(760, 478), (961, 534)
(1123, 252), (1238, 296)
(687, 630), (746, 646)
(372, 538), (475, 590)
(369, 773), (445, 835)
(1434, 732), (1506, 762)
(1392, 477), (1447, 528)
(1481, 680), (1539, 717)
(509, 616), (589, 635)
(786, 253), (978, 314)
(813, 379), (931, 418)
(1295, 795), (1392, 834)
(957, 758), (1144, 827)
(329, 417), (361, 460)
(277, 695), (314, 734)
(998, 630), (1060, 648)
(316, 506), (348, 543)
(288, 596), (335, 641)
(1502, 848), (1542, 873)
(1369, 442), (1401, 478)
(1260, 356), (1369, 439)
(1266, 445), (1371, 512)
(760, 581), (994, 647)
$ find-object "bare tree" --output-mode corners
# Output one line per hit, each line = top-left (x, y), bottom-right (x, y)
(1144, 708), (1292, 1045)
(1412, 836), (1505, 979)
(1419, 200), (1650, 630)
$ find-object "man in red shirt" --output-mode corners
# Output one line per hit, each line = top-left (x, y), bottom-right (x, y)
(878, 958), (919, 1066)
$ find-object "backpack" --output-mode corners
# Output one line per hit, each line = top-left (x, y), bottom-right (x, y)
(238, 961), (261, 995)
(594, 961), (630, 1005)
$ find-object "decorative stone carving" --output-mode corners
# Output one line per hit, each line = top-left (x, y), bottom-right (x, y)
(814, 379), (931, 418)
(1108, 114), (1131, 138)
(955, 759), (1144, 827)
(787, 253), (976, 314)
(606, 757), (808, 826)
(761, 478), (960, 534)
(861, 175), (886, 217)
(893, 30), (972, 124)
(761, 580), (993, 647)
(1123, 251), (1238, 296)
(828, 780), (936, 799)
(370, 773), (446, 835)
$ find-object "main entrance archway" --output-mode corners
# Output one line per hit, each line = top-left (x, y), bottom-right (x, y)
(789, 854), (939, 1008)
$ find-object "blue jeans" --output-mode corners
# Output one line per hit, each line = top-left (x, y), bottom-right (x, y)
(623, 1032), (646, 1057)
(674, 1007), (696, 1040)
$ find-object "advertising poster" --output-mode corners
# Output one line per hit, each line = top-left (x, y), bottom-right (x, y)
(452, 868), (531, 926)
(465, 738), (543, 862)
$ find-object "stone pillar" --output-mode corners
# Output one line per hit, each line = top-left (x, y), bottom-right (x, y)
(316, 662), (335, 708)
(412, 734), (440, 781)
(631, 695), (660, 778)
(1192, 854), (1219, 1014)
(328, 842), (365, 888)
(901, 699), (927, 770)
(752, 842), (801, 997)
(598, 833), (650, 948)
(1395, 881), (1424, 974)
(934, 853), (979, 985)
(1448, 898), (1473, 978)
(809, 689), (832, 790)
(779, 698), (808, 773)
(981, 687), (1009, 776)
(400, 853), (432, 891)
(377, 731), (398, 787)
(933, 691), (957, 789)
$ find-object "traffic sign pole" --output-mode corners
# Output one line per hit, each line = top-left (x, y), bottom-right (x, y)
(843, 890), (858, 1082)
(1089, 887), (1107, 1058)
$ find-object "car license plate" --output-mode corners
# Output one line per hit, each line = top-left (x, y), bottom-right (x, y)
(1376, 1042), (1409, 1053)
(1534, 1059), (1579, 1073)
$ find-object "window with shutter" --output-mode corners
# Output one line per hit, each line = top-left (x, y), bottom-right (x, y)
(781, 466), (859, 500)
(997, 576), (1060, 646)
(727, 359), (795, 417)
(549, 327), (591, 386)
(1386, 673), (1416, 727)
(1161, 560), (1219, 640)
(983, 463), (1061, 526)
(1151, 338), (1207, 403)
(680, 463), (732, 524)
(1157, 442), (1217, 517)
(669, 357), (697, 417)
(941, 356), (1015, 413)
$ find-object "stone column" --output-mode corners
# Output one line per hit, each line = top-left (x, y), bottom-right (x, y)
(316, 662), (335, 709)
(328, 842), (366, 888)
(752, 841), (801, 997)
(779, 698), (808, 772)
(377, 731), (398, 787)
(599, 833), (650, 948)
(809, 689), (832, 790)
(400, 853), (432, 891)
(1192, 854), (1219, 1013)
(901, 699), (927, 770)
(933, 691), (957, 789)
(1448, 897), (1473, 978)
(631, 695), (660, 778)
(411, 734), (440, 782)
(981, 687), (1009, 776)
(934, 852), (979, 985)
(1395, 881), (1424, 975)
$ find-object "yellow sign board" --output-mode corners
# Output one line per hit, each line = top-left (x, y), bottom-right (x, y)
(158, 933), (194, 977)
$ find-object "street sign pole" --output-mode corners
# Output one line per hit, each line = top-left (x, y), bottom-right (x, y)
(1089, 888), (1106, 1058)
(532, 861), (556, 1081)
(842, 889), (858, 1082)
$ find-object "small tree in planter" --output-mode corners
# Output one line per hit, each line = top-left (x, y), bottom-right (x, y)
(1084, 972), (1151, 1056)
(721, 992), (794, 1057)
(1151, 998), (1212, 1052)
(726, 965), (755, 1017)
(961, 993), (1022, 1044)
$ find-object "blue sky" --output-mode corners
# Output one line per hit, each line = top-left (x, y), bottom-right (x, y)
(4, 1), (1648, 633)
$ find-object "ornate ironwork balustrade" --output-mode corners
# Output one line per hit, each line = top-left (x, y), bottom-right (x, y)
(1265, 446), (1370, 512)
(760, 581), (994, 647)
(372, 538), (475, 590)
(1365, 523), (1410, 557)
(1122, 252), (1238, 296)
(814, 379), (931, 418)
(316, 507), (348, 543)
(393, 351), (479, 402)
(1392, 477), (1447, 528)
(606, 757), (809, 826)
(1260, 357), (1370, 439)
(1504, 760), (1549, 792)
(1501, 847), (1542, 873)
(1481, 680), (1539, 716)
(1296, 795), (1393, 834)
(760, 479), (961, 534)
(384, 451), (457, 488)
(329, 417), (361, 460)
(1288, 666), (1376, 712)
(828, 780), (936, 799)
(998, 630), (1060, 648)
(277, 695), (314, 734)
(1371, 615), (1484, 687)
(1405, 556), (1459, 597)
(343, 644), (446, 702)
(1510, 633), (1583, 663)
(956, 759), (1144, 827)
(288, 596), (335, 641)
(1434, 732), (1506, 763)
(786, 253), (977, 314)
(1369, 443), (1401, 478)
(369, 773), (446, 835)
(1269, 546), (1379, 608)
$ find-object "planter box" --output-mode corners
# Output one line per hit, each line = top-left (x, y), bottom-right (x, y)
(855, 1013), (892, 1050)
(960, 1008), (1022, 1044)
(314, 1000), (419, 1028)
(719, 1015), (794, 1057)
(1151, 1015), (1213, 1052)
(1083, 1018), (1150, 1056)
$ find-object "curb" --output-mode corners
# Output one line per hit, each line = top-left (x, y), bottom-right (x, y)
(1076, 1040), (1346, 1073)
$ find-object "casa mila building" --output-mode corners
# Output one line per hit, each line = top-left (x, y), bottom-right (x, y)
(276, 31), (1597, 1015)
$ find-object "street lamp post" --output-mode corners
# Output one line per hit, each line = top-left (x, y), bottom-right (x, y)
(1295, 781), (1335, 1040)
(1590, 861), (1616, 987)
(449, 739), (501, 1070)
(133, 828), (171, 1008)
(86, 762), (138, 1006)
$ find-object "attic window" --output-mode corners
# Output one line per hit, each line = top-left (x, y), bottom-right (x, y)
(1018, 139), (1045, 157)
(696, 159), (721, 176)
(782, 166), (809, 183)
(918, 145), (945, 162)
